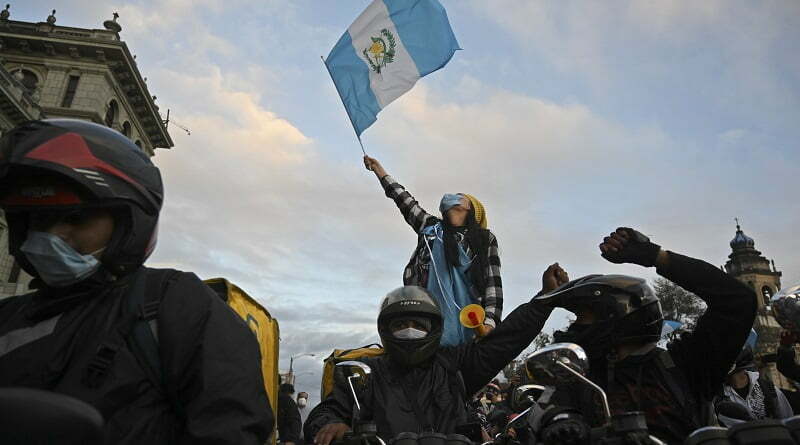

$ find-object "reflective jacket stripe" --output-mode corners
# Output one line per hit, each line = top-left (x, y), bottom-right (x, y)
(0, 315), (61, 358)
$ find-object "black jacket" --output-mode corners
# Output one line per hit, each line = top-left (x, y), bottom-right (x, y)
(303, 301), (552, 440)
(279, 392), (303, 443)
(777, 345), (800, 383)
(0, 267), (273, 444)
(549, 252), (757, 444)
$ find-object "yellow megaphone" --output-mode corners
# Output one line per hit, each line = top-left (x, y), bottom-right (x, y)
(460, 304), (490, 337)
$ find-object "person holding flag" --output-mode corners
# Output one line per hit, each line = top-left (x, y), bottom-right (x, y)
(364, 155), (502, 345)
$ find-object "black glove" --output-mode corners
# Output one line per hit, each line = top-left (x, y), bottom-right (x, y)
(600, 227), (661, 267)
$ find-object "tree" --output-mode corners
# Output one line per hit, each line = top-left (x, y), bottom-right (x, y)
(652, 277), (705, 329)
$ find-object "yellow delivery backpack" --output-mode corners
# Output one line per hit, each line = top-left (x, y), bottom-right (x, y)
(205, 278), (280, 445)
(320, 343), (384, 400)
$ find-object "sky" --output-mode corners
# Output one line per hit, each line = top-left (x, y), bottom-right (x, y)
(15, 1), (800, 407)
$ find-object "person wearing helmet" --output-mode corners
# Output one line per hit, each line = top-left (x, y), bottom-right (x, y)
(305, 263), (569, 444)
(769, 284), (800, 413)
(0, 120), (272, 444)
(533, 227), (757, 443)
(773, 285), (800, 382)
(719, 345), (793, 425)
(363, 155), (502, 346)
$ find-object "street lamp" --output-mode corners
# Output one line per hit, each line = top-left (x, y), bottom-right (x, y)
(286, 353), (316, 385)
(290, 353), (316, 373)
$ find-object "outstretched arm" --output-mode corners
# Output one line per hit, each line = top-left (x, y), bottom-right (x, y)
(600, 227), (757, 400)
(481, 233), (503, 328)
(364, 155), (438, 234)
(456, 263), (568, 394)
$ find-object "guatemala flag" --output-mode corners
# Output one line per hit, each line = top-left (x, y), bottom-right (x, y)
(324, 0), (460, 136)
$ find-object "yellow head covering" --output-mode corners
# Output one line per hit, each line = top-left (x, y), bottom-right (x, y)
(463, 194), (487, 229)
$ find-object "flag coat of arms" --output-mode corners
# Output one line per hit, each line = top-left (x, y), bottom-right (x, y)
(325, 0), (460, 137)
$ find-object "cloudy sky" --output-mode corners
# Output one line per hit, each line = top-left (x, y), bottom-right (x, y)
(17, 1), (800, 405)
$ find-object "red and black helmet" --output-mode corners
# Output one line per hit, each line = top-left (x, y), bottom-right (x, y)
(0, 119), (163, 278)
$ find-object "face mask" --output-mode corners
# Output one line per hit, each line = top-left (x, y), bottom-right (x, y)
(20, 231), (102, 287)
(393, 327), (428, 340)
(297, 397), (308, 408)
(553, 322), (613, 359)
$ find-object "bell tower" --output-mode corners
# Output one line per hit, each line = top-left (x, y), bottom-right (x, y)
(724, 219), (787, 388)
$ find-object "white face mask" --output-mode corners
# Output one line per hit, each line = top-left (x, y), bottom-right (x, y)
(393, 327), (428, 340)
(297, 397), (308, 408)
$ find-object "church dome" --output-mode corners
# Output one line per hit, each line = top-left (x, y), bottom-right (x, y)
(730, 224), (755, 250)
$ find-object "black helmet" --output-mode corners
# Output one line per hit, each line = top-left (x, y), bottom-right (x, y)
(0, 119), (163, 279)
(378, 286), (443, 368)
(536, 274), (664, 347)
(729, 345), (756, 375)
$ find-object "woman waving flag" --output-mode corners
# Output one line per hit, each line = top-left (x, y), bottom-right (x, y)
(365, 155), (502, 346)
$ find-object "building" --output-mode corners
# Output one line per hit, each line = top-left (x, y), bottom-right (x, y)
(723, 220), (789, 389)
(0, 6), (173, 297)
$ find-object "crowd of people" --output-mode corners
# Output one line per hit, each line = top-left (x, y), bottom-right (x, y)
(0, 119), (798, 444)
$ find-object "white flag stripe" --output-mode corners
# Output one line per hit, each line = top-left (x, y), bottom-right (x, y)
(348, 0), (421, 109)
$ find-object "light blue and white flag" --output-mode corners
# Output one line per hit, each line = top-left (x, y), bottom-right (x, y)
(324, 0), (460, 137)
(661, 320), (683, 338)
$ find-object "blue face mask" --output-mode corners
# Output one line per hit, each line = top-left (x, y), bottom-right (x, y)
(20, 231), (102, 287)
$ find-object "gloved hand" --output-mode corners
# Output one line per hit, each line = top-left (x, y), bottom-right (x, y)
(541, 418), (589, 445)
(780, 331), (797, 346)
(599, 227), (661, 267)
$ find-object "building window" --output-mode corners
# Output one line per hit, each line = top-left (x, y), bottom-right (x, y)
(762, 286), (774, 305)
(60, 75), (81, 108)
(12, 69), (39, 94)
(104, 99), (118, 127)
(122, 121), (132, 137)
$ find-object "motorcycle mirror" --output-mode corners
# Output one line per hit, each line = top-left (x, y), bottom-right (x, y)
(335, 361), (372, 417)
(512, 384), (545, 411)
(525, 342), (589, 386)
(0, 387), (104, 444)
(526, 342), (611, 424)
(336, 360), (372, 383)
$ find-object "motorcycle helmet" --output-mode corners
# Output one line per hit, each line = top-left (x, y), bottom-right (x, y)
(377, 286), (442, 367)
(772, 283), (800, 333)
(728, 345), (756, 376)
(535, 274), (663, 354)
(0, 119), (163, 280)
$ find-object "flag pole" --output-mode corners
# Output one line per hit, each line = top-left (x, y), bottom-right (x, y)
(321, 56), (367, 156)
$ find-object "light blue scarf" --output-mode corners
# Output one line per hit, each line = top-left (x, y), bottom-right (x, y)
(423, 222), (475, 346)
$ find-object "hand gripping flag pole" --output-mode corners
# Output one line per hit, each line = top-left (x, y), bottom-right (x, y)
(322, 0), (460, 156)
(321, 56), (367, 156)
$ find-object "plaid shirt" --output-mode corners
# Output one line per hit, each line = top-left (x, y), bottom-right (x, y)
(380, 175), (503, 326)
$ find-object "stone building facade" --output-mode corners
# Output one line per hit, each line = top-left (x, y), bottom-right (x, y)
(0, 7), (172, 298)
(723, 221), (790, 389)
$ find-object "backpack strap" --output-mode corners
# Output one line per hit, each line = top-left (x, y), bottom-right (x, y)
(654, 349), (716, 426)
(124, 268), (183, 420)
(655, 349), (689, 411)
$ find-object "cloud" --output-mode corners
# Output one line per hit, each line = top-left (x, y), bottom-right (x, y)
(15, 2), (799, 400)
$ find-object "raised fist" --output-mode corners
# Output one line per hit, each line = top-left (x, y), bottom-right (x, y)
(599, 227), (661, 267)
(542, 263), (570, 294)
